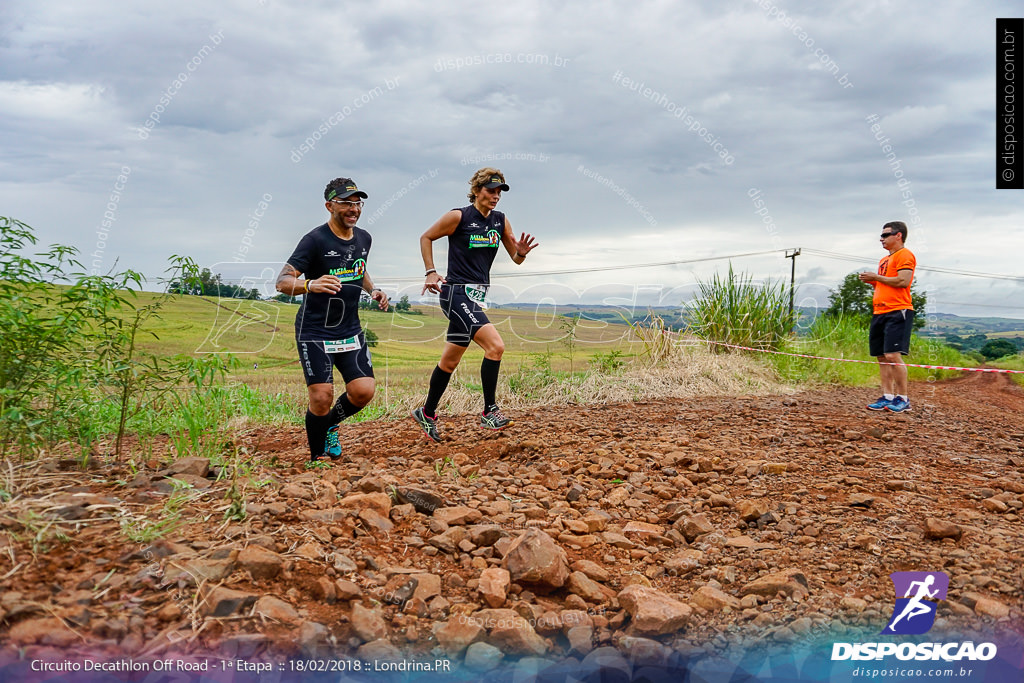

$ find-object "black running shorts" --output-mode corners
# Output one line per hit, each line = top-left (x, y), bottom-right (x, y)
(869, 309), (915, 357)
(439, 283), (491, 347)
(297, 332), (374, 386)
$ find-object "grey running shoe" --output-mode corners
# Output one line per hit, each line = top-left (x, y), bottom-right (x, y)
(480, 407), (513, 431)
(412, 407), (442, 443)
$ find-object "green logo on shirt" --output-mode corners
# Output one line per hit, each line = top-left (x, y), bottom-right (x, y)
(330, 259), (366, 281)
(469, 230), (500, 249)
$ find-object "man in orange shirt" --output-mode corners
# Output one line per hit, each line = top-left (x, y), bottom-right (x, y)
(858, 221), (916, 413)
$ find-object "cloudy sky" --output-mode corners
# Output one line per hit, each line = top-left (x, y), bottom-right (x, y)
(2, 0), (1023, 319)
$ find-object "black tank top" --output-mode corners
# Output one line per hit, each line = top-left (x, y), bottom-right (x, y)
(445, 205), (505, 286)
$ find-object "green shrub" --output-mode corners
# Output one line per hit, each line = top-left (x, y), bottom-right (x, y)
(0, 217), (231, 460)
(772, 313), (973, 386)
(590, 349), (626, 373)
(687, 265), (795, 352)
(980, 338), (1018, 360)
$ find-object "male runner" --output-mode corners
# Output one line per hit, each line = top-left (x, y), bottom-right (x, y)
(410, 168), (538, 442)
(859, 221), (916, 413)
(276, 177), (389, 462)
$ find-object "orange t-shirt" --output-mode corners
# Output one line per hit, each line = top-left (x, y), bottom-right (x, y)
(873, 247), (916, 314)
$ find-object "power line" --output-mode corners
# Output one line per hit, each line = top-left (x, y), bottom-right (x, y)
(201, 247), (1024, 285)
(801, 249), (1024, 282)
(189, 249), (787, 285)
(499, 247), (1023, 282)
(487, 249), (782, 278)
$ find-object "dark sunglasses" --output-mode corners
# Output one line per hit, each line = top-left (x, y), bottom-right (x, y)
(880, 232), (896, 239)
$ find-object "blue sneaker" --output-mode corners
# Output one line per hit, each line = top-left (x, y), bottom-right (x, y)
(324, 424), (343, 459)
(866, 396), (892, 411)
(886, 397), (911, 413)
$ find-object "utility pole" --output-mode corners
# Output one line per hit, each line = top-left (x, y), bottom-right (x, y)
(785, 248), (801, 330)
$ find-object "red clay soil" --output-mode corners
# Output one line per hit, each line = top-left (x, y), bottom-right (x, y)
(1, 372), (1022, 668)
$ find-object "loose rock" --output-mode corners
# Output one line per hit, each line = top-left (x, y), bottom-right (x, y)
(617, 585), (691, 636)
(503, 528), (569, 592)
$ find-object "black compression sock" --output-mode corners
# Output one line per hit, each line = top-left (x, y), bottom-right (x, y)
(424, 365), (453, 417)
(481, 357), (501, 410)
(328, 393), (361, 424)
(305, 409), (334, 459)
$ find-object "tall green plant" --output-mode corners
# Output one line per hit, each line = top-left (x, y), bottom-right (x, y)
(93, 255), (232, 459)
(0, 217), (132, 455)
(0, 217), (232, 460)
(687, 265), (795, 352)
(560, 314), (580, 378)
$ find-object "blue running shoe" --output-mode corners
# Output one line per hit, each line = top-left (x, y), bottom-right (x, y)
(886, 397), (911, 413)
(866, 396), (892, 411)
(324, 424), (343, 459)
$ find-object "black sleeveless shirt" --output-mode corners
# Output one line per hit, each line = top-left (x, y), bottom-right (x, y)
(445, 205), (505, 286)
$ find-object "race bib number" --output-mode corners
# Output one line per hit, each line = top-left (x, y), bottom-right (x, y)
(465, 284), (489, 309)
(323, 336), (361, 354)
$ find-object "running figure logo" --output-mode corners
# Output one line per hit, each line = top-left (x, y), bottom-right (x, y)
(882, 571), (949, 635)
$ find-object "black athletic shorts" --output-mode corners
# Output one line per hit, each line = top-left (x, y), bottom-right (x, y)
(440, 283), (491, 347)
(297, 332), (374, 386)
(869, 309), (915, 357)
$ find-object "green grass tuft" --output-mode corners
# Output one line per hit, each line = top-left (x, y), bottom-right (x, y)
(772, 314), (975, 386)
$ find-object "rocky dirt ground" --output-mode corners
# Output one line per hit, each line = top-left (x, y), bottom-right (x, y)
(1, 371), (1023, 677)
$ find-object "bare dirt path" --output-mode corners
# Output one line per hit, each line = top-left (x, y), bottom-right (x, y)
(1, 372), (1022, 673)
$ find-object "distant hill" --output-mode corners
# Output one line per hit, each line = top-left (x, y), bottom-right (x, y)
(413, 301), (1024, 338)
(915, 312), (1024, 336)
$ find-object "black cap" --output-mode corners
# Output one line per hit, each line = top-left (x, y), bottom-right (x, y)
(483, 174), (509, 191)
(326, 178), (368, 201)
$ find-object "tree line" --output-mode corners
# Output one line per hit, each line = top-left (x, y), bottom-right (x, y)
(169, 268), (260, 299)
